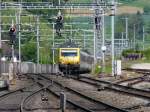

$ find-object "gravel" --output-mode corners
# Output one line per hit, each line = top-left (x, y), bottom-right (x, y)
(50, 76), (150, 111)
(133, 82), (150, 90)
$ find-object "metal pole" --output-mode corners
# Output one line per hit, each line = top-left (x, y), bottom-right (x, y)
(94, 25), (96, 64)
(111, 0), (115, 76)
(0, 0), (3, 80)
(18, 4), (21, 62)
(12, 44), (15, 83)
(59, 0), (60, 6)
(12, 45), (14, 62)
(36, 16), (39, 64)
(121, 32), (124, 51)
(125, 17), (128, 48)
(83, 31), (86, 49)
(71, 25), (72, 39)
(143, 26), (145, 50)
(102, 10), (105, 73)
(133, 24), (136, 50)
(0, 0), (1, 48)
(52, 23), (55, 64)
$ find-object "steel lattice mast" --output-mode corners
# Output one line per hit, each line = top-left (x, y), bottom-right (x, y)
(94, 0), (106, 63)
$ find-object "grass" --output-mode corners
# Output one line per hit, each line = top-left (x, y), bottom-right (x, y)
(67, 0), (150, 8)
(122, 58), (150, 68)
(92, 59), (112, 76)
(91, 57), (150, 77)
(119, 0), (150, 8)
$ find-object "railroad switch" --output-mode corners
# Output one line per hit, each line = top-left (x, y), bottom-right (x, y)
(97, 85), (105, 91)
(41, 89), (48, 101)
(127, 83), (132, 87)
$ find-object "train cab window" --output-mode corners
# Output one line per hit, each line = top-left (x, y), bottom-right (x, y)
(61, 50), (77, 57)
(61, 52), (77, 57)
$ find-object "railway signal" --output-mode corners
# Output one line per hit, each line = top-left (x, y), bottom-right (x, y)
(9, 25), (16, 44)
(55, 10), (63, 36)
(95, 16), (101, 30)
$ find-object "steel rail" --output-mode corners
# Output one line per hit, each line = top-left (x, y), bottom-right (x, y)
(24, 74), (94, 112)
(39, 74), (128, 112)
(0, 83), (38, 111)
(0, 83), (36, 99)
(20, 88), (43, 112)
(79, 76), (150, 100)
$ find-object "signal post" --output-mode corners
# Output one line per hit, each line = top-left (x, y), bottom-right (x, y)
(9, 24), (16, 85)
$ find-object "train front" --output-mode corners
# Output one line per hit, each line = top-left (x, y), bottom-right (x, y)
(59, 48), (80, 72)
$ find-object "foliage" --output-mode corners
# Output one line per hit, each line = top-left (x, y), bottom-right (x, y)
(143, 48), (150, 60)
(122, 49), (150, 61)
(94, 64), (101, 74)
(21, 41), (37, 62)
(144, 6), (150, 14)
(91, 63), (101, 75)
(115, 12), (144, 41)
(122, 49), (133, 57)
(0, 48), (2, 54)
(122, 49), (143, 57)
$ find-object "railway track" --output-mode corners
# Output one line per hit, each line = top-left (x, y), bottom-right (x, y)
(0, 74), (99, 112)
(116, 76), (150, 89)
(123, 68), (150, 74)
(24, 74), (97, 112)
(39, 74), (128, 112)
(0, 74), (45, 112)
(119, 68), (150, 90)
(0, 83), (40, 112)
(1, 73), (149, 112)
(78, 76), (150, 100)
(21, 86), (52, 112)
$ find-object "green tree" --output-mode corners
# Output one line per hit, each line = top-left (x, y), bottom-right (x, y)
(144, 6), (150, 14)
(22, 41), (37, 62)
(115, 14), (128, 39)
(128, 11), (144, 41)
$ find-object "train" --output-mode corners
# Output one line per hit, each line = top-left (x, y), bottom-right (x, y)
(58, 40), (94, 77)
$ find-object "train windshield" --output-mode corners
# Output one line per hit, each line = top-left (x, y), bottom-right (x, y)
(61, 50), (77, 57)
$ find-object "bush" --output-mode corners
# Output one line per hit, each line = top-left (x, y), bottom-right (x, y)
(92, 64), (101, 75)
(122, 49), (134, 57)
(143, 48), (150, 60)
(0, 48), (2, 54)
(122, 49), (143, 60)
(144, 6), (150, 14)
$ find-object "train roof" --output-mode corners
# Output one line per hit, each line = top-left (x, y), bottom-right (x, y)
(59, 40), (78, 48)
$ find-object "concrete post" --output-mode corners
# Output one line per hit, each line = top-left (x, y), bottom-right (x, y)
(143, 26), (145, 50)
(60, 92), (66, 112)
(111, 0), (115, 76)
